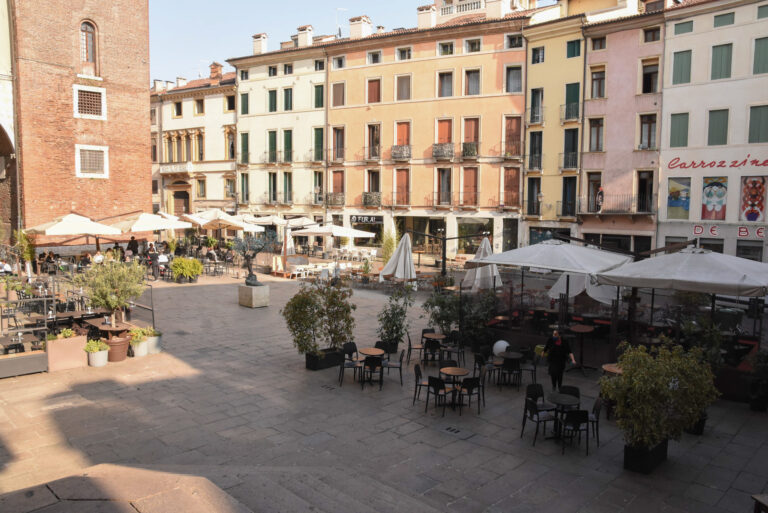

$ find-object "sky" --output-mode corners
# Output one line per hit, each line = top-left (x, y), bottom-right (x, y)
(149, 0), (423, 82)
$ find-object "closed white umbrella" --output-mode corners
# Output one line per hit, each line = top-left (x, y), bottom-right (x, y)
(251, 214), (288, 226)
(462, 237), (502, 292)
(111, 213), (192, 233)
(282, 227), (295, 257)
(286, 217), (318, 228)
(380, 233), (417, 282)
(26, 213), (121, 236)
(182, 209), (246, 230)
(595, 247), (768, 297)
(548, 272), (618, 305)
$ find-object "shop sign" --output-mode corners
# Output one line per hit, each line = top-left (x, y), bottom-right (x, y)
(668, 155), (768, 170)
(350, 215), (383, 224)
(693, 225), (766, 238)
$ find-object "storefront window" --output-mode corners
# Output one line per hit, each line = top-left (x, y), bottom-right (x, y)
(699, 238), (724, 253)
(457, 218), (492, 254)
(736, 240), (764, 262)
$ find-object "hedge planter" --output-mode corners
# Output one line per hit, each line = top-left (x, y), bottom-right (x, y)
(107, 336), (130, 362)
(684, 413), (707, 436)
(305, 348), (343, 371)
(146, 335), (162, 354)
(131, 340), (148, 357)
(88, 350), (108, 367)
(47, 335), (88, 372)
(624, 440), (668, 474)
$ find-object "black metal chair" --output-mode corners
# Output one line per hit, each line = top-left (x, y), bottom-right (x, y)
(525, 384), (556, 413)
(520, 352), (539, 384)
(560, 385), (581, 409)
(406, 332), (423, 365)
(425, 376), (452, 417)
(498, 357), (522, 390)
(473, 353), (499, 385)
(561, 410), (590, 455)
(412, 364), (429, 405)
(383, 349), (404, 386)
(422, 339), (440, 366)
(338, 342), (362, 386)
(421, 328), (435, 346)
(589, 397), (602, 446)
(361, 356), (383, 390)
(458, 377), (482, 415)
(521, 397), (555, 446)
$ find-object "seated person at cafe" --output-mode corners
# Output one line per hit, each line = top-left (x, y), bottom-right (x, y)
(206, 249), (218, 262)
(79, 252), (92, 267)
(92, 250), (104, 264)
(36, 252), (46, 275)
(104, 248), (115, 262)
(0, 259), (12, 275)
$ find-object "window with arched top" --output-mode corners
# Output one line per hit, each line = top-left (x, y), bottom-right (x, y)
(80, 22), (96, 64)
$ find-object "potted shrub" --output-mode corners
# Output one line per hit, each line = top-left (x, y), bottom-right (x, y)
(145, 327), (162, 354)
(166, 237), (178, 256)
(600, 343), (719, 474)
(749, 351), (768, 411)
(129, 327), (149, 357)
(282, 280), (355, 370)
(422, 289), (459, 334)
(361, 259), (372, 284)
(47, 328), (88, 372)
(377, 284), (413, 354)
(170, 257), (203, 283)
(84, 339), (109, 367)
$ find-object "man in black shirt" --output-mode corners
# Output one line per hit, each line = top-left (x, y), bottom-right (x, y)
(544, 330), (576, 390)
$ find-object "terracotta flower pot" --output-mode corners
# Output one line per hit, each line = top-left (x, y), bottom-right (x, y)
(106, 336), (130, 362)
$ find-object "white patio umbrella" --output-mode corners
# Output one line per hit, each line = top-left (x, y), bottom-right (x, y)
(548, 272), (618, 305)
(595, 247), (768, 297)
(462, 237), (502, 293)
(286, 217), (318, 228)
(282, 227), (295, 256)
(380, 233), (417, 283)
(251, 214), (288, 226)
(291, 224), (375, 239)
(157, 212), (179, 221)
(110, 213), (192, 233)
(182, 209), (246, 230)
(25, 213), (122, 237)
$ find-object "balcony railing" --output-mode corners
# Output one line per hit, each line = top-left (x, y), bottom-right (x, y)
(524, 199), (541, 216)
(502, 141), (522, 158)
(502, 192), (521, 208)
(263, 150), (279, 164)
(462, 142), (479, 159)
(457, 0), (483, 13)
(362, 192), (382, 207)
(459, 190), (478, 207)
(239, 152), (249, 165)
(526, 154), (542, 171)
(265, 192), (278, 205)
(310, 192), (324, 205)
(557, 200), (577, 217)
(526, 107), (544, 125)
(637, 143), (657, 151)
(282, 150), (293, 164)
(280, 190), (293, 205)
(391, 145), (412, 161)
(392, 190), (410, 207)
(432, 143), (455, 160)
(326, 192), (345, 206)
(307, 148), (326, 162)
(559, 152), (579, 170)
(579, 194), (658, 214)
(645, 0), (664, 12)
(365, 145), (381, 161)
(433, 191), (454, 208)
(560, 103), (581, 122)
(331, 147), (345, 162)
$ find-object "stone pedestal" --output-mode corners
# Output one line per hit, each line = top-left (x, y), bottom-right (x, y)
(239, 284), (269, 308)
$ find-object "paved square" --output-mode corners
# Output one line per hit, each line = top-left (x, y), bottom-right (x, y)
(1, 275), (767, 512)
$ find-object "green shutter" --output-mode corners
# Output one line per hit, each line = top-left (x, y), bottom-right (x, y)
(759, 5), (768, 19)
(566, 40), (580, 58)
(672, 51), (692, 84)
(240, 93), (249, 115)
(314, 85), (324, 108)
(268, 90), (277, 112)
(708, 109), (729, 145)
(714, 13), (734, 27)
(670, 113), (689, 148)
(283, 130), (292, 161)
(674, 21), (693, 34)
(749, 106), (768, 143)
(755, 37), (768, 74)
(268, 131), (276, 153)
(313, 127), (324, 158)
(284, 88), (293, 111)
(711, 44), (732, 80)
(240, 133), (249, 163)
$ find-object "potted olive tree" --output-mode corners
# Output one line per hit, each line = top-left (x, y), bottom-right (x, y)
(84, 339), (109, 367)
(234, 234), (277, 308)
(601, 343), (719, 474)
(282, 280), (356, 370)
(377, 285), (413, 354)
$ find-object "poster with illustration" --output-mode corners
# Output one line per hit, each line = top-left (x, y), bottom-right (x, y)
(740, 176), (766, 222)
(667, 177), (690, 220)
(701, 177), (727, 221)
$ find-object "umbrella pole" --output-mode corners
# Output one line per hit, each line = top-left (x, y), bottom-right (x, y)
(711, 294), (716, 323)
(520, 268), (525, 311)
(650, 289), (655, 325)
(565, 274), (570, 322)
(95, 236), (100, 252)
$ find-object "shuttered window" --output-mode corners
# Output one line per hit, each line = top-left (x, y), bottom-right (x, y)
(465, 70), (480, 95)
(670, 113), (689, 148)
(711, 44), (732, 80)
(438, 72), (453, 97)
(396, 75), (411, 101)
(505, 67), (522, 93)
(749, 106), (768, 143)
(240, 93), (249, 115)
(566, 40), (580, 58)
(283, 88), (293, 111)
(708, 109), (729, 145)
(672, 50), (691, 84)
(332, 83), (345, 107)
(674, 21), (693, 34)
(314, 85), (324, 108)
(755, 37), (768, 74)
(367, 79), (381, 103)
(714, 13), (734, 27)
(268, 90), (277, 112)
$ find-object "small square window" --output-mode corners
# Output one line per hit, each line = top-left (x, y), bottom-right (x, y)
(283, 63), (293, 75)
(240, 69), (249, 80)
(675, 21), (693, 35)
(368, 51), (381, 64)
(75, 144), (109, 178)
(226, 95), (235, 111)
(644, 27), (660, 42)
(268, 66), (277, 77)
(333, 56), (346, 69)
(150, 108), (156, 124)
(759, 4), (768, 18)
(714, 12), (734, 27)
(314, 59), (325, 71)
(566, 40), (581, 58)
(465, 39), (481, 53)
(173, 102), (182, 117)
(397, 47), (412, 60)
(74, 86), (105, 119)
(506, 35), (523, 48)
(439, 42), (454, 56)
(592, 37), (606, 50)
(195, 98), (204, 115)
(532, 46), (544, 64)
(152, 180), (158, 194)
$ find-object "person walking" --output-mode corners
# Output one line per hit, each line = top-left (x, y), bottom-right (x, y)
(544, 330), (576, 391)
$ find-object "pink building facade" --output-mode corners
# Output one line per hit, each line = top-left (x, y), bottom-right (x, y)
(580, 12), (665, 254)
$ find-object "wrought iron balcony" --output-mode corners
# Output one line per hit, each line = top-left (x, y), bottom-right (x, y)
(263, 150), (279, 164)
(559, 152), (579, 170)
(365, 145), (381, 161)
(433, 191), (455, 208)
(560, 102), (581, 122)
(307, 148), (326, 162)
(331, 147), (345, 162)
(502, 141), (522, 159)
(524, 199), (541, 216)
(526, 107), (544, 125)
(462, 142), (479, 159)
(432, 143), (455, 160)
(362, 192), (382, 207)
(526, 154), (542, 171)
(501, 191), (521, 208)
(459, 190), (478, 207)
(392, 190), (410, 207)
(557, 200), (577, 217)
(391, 145), (411, 161)
(326, 192), (345, 206)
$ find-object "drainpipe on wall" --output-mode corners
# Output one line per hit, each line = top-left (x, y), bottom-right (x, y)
(8, 0), (21, 235)
(578, 17), (587, 221)
(521, 20), (528, 247)
(323, 47), (329, 226)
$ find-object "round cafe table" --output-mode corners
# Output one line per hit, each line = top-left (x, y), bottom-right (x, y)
(440, 366), (470, 408)
(423, 332), (446, 342)
(602, 363), (622, 375)
(359, 347), (385, 357)
(547, 392), (581, 439)
(567, 324), (596, 374)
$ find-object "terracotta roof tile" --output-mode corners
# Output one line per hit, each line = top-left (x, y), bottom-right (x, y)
(158, 72), (236, 94)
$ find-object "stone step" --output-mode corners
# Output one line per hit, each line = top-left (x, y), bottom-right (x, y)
(261, 470), (381, 513)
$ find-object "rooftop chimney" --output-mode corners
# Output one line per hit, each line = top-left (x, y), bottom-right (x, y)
(176, 77), (187, 88)
(376, 25), (385, 34)
(165, 81), (175, 91)
(153, 79), (166, 92)
(486, 0), (511, 18)
(209, 61), (223, 80)
(252, 33), (268, 54)
(297, 25), (314, 47)
(349, 15), (373, 39)
(417, 5), (436, 29)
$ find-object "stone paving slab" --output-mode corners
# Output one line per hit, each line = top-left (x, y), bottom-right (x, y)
(0, 274), (766, 512)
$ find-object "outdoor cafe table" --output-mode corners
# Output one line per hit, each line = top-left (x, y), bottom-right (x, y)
(83, 318), (131, 340)
(423, 333), (446, 342)
(359, 347), (385, 357)
(567, 324), (596, 374)
(440, 366), (470, 408)
(602, 363), (622, 375)
(547, 392), (580, 439)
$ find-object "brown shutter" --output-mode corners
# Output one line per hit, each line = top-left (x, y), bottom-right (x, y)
(396, 168), (409, 204)
(367, 79), (380, 103)
(437, 119), (452, 143)
(332, 83), (345, 106)
(504, 167), (520, 206)
(463, 167), (477, 205)
(396, 122), (410, 145)
(464, 118), (479, 142)
(333, 170), (344, 193)
(505, 116), (520, 146)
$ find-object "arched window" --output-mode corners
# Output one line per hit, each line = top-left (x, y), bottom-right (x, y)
(80, 22), (95, 63)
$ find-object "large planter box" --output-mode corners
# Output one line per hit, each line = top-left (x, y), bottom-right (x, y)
(239, 284), (269, 308)
(0, 351), (47, 378)
(47, 335), (88, 372)
(624, 440), (668, 474)
(305, 348), (342, 371)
